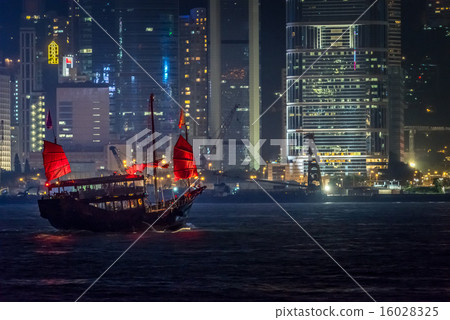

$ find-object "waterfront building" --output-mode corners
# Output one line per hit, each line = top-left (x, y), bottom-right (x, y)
(0, 71), (11, 171)
(286, 0), (402, 176)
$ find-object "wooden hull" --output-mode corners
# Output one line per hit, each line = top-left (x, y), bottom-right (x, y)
(38, 197), (193, 232)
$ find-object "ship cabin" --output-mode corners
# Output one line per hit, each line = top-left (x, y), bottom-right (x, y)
(45, 174), (147, 212)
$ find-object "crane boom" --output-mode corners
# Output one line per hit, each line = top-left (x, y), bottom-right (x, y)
(304, 134), (322, 194)
(109, 146), (126, 174)
(213, 104), (239, 140)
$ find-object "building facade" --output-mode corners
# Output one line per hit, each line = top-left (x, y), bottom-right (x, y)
(179, 8), (209, 140)
(72, 0), (180, 140)
(387, 0), (405, 163)
(426, 0), (450, 27)
(286, 0), (393, 176)
(56, 84), (110, 149)
(19, 27), (46, 157)
(18, 1), (54, 160)
(0, 72), (11, 171)
(209, 0), (260, 170)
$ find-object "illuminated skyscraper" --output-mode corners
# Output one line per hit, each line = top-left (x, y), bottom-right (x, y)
(69, 0), (93, 77)
(426, 0), (450, 27)
(19, 26), (46, 156)
(286, 0), (393, 176)
(179, 8), (209, 140)
(387, 0), (405, 163)
(0, 71), (12, 171)
(72, 0), (180, 139)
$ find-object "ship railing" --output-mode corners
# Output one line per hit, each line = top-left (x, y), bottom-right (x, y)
(146, 186), (205, 213)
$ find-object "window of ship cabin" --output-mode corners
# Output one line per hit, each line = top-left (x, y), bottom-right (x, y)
(114, 201), (122, 211)
(130, 199), (138, 209)
(135, 180), (144, 187)
(105, 202), (114, 211)
(122, 200), (130, 210)
(98, 202), (106, 210)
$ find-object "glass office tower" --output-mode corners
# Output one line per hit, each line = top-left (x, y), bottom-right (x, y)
(286, 0), (391, 176)
(73, 0), (179, 139)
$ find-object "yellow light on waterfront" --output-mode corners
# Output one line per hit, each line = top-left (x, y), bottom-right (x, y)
(409, 162), (416, 168)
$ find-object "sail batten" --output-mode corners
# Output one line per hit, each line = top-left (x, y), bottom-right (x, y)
(42, 140), (71, 182)
(173, 135), (198, 181)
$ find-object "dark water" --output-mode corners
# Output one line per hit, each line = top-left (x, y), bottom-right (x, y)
(0, 202), (449, 302)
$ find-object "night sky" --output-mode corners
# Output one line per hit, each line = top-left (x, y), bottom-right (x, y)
(0, 0), (448, 161)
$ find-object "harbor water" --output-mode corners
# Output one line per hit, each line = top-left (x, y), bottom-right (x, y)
(0, 202), (449, 301)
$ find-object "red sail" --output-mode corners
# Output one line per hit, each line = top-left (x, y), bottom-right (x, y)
(42, 140), (71, 182)
(125, 162), (169, 175)
(173, 135), (198, 181)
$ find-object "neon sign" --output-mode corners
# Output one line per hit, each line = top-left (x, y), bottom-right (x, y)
(48, 41), (59, 65)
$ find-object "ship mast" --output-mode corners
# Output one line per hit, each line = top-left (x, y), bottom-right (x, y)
(184, 113), (190, 187)
(149, 94), (159, 207)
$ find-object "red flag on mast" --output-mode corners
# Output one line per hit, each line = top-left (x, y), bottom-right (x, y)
(45, 111), (53, 129)
(178, 109), (185, 129)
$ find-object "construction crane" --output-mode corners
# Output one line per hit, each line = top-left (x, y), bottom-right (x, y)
(201, 104), (240, 169)
(109, 146), (126, 174)
(212, 104), (240, 140)
(304, 133), (323, 194)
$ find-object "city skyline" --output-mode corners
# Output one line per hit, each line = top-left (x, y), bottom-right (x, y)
(0, 0), (448, 176)
(1, 0), (450, 309)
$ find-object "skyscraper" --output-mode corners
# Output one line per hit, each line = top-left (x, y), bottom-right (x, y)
(18, 1), (48, 159)
(179, 8), (209, 140)
(209, 0), (260, 170)
(3, 59), (20, 164)
(0, 71), (12, 171)
(69, 0), (93, 77)
(19, 26), (46, 156)
(426, 0), (450, 27)
(286, 0), (392, 176)
(387, 0), (405, 163)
